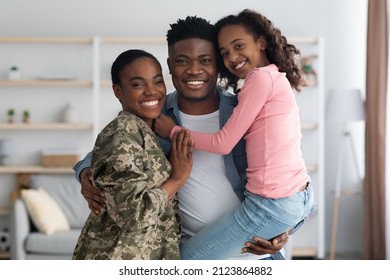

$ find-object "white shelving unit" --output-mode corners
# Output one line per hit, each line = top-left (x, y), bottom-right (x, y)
(289, 37), (325, 259)
(0, 37), (97, 260)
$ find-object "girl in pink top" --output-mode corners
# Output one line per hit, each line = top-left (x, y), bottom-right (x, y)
(155, 9), (315, 260)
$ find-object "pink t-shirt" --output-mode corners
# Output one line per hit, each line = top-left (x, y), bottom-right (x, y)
(171, 64), (309, 198)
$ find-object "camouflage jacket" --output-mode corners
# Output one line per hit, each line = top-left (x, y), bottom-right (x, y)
(72, 111), (181, 260)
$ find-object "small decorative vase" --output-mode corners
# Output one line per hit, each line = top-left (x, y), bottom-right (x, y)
(8, 67), (21, 80)
(7, 109), (15, 123)
(23, 110), (30, 123)
(62, 103), (79, 123)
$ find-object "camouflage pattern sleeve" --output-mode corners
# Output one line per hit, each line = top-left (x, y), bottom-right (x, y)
(73, 112), (181, 259)
(92, 113), (173, 232)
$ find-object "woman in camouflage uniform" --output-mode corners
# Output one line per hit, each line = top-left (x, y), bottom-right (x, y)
(72, 49), (193, 260)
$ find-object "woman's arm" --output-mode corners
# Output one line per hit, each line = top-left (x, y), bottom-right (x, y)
(93, 127), (167, 232)
(93, 118), (192, 232)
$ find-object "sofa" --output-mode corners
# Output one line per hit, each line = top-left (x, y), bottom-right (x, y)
(10, 174), (90, 260)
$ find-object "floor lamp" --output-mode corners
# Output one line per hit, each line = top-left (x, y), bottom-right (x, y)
(327, 89), (365, 260)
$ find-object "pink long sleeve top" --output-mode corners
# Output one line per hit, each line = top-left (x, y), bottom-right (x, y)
(171, 64), (309, 198)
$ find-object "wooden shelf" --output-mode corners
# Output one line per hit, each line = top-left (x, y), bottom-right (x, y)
(0, 79), (92, 87)
(289, 37), (319, 45)
(0, 36), (317, 46)
(100, 36), (165, 44)
(0, 166), (74, 174)
(0, 251), (10, 260)
(301, 122), (318, 130)
(292, 247), (318, 257)
(331, 187), (363, 196)
(0, 36), (166, 46)
(306, 164), (318, 173)
(0, 36), (92, 44)
(0, 207), (9, 216)
(0, 123), (92, 131)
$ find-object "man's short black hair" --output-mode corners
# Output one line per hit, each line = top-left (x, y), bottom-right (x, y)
(166, 16), (221, 71)
(166, 16), (217, 47)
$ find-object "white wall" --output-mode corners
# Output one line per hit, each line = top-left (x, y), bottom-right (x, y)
(0, 0), (368, 257)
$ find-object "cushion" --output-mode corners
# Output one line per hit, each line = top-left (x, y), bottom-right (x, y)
(29, 174), (90, 228)
(21, 188), (70, 235)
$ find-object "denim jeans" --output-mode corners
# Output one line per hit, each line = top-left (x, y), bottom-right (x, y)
(180, 185), (315, 260)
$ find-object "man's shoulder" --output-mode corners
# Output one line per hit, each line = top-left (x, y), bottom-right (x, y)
(166, 91), (178, 103)
(164, 91), (178, 112)
(218, 87), (238, 106)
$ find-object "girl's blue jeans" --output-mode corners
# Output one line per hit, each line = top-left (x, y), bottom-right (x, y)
(180, 184), (316, 260)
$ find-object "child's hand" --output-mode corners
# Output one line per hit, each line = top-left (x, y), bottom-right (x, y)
(153, 113), (177, 138)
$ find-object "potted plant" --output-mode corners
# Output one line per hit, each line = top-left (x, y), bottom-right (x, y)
(300, 56), (317, 87)
(23, 110), (30, 123)
(8, 66), (21, 80)
(7, 108), (15, 123)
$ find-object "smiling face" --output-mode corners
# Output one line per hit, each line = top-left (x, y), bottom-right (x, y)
(167, 38), (219, 114)
(218, 24), (269, 80)
(113, 57), (166, 128)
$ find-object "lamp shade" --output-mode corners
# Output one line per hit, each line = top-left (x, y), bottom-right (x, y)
(327, 89), (365, 123)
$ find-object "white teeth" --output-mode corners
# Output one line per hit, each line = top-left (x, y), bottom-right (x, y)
(142, 100), (158, 106)
(187, 80), (205, 85)
(234, 61), (246, 70)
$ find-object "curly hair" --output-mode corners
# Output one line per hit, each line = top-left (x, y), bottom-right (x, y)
(215, 9), (304, 92)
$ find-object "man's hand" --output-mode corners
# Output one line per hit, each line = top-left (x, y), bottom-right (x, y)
(242, 232), (288, 255)
(80, 168), (105, 215)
